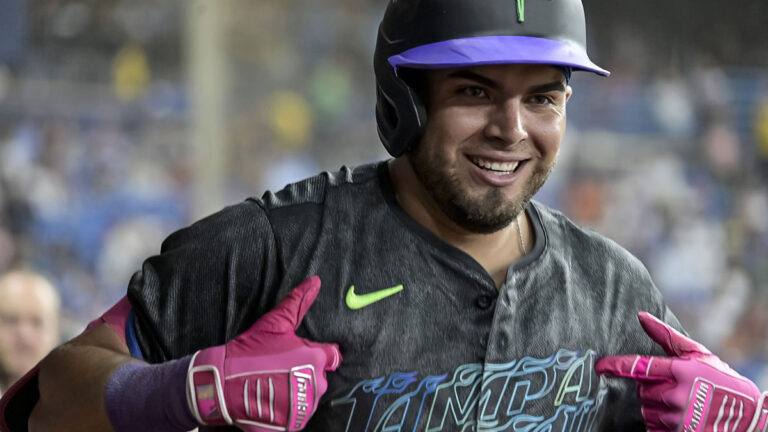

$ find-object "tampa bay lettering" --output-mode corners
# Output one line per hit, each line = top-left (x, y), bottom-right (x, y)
(331, 349), (605, 432)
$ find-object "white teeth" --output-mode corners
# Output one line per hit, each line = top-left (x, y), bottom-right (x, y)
(471, 157), (520, 174)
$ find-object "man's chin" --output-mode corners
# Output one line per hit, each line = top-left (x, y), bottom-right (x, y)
(451, 211), (517, 234)
(409, 151), (540, 233)
(441, 194), (524, 234)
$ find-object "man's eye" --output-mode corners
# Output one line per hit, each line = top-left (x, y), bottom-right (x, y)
(461, 87), (487, 98)
(530, 95), (554, 105)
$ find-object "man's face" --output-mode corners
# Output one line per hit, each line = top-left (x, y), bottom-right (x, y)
(409, 64), (572, 233)
(0, 278), (59, 382)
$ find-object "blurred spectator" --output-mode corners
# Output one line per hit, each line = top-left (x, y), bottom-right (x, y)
(0, 269), (60, 396)
(650, 67), (696, 138)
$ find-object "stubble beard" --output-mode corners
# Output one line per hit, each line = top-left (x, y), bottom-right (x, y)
(408, 144), (555, 234)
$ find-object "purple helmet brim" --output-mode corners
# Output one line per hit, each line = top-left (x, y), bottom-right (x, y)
(388, 35), (610, 77)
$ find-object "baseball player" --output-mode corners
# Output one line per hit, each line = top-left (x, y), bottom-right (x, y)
(2, 0), (767, 431)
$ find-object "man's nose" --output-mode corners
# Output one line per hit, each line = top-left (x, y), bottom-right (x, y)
(484, 100), (529, 145)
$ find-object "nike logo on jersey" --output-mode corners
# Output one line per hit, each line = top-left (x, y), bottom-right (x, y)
(345, 285), (403, 310)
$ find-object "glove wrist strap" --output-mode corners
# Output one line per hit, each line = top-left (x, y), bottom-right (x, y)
(752, 391), (768, 432)
(747, 391), (768, 432)
(187, 350), (233, 426)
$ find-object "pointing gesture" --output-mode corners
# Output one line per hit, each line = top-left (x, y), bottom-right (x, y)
(595, 312), (768, 432)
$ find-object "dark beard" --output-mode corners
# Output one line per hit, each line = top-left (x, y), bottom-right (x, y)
(408, 145), (553, 234)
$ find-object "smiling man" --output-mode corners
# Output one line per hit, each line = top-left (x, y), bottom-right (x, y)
(391, 64), (572, 286)
(3, 0), (766, 432)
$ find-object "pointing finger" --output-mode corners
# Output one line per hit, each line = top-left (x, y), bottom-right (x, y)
(252, 276), (322, 334)
(595, 355), (674, 382)
(637, 312), (710, 357)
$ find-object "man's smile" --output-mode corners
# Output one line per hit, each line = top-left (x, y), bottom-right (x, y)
(469, 156), (521, 174)
(465, 154), (530, 187)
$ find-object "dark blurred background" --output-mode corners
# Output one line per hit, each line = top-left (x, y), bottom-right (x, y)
(0, 0), (767, 385)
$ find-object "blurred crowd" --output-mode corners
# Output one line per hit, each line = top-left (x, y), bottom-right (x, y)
(1, 0), (768, 388)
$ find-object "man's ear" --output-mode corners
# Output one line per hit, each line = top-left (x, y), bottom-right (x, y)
(565, 85), (573, 103)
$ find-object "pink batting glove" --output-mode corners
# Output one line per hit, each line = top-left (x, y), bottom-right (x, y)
(595, 312), (768, 432)
(186, 276), (342, 432)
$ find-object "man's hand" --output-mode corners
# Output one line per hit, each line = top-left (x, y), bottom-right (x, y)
(187, 276), (342, 432)
(595, 311), (768, 432)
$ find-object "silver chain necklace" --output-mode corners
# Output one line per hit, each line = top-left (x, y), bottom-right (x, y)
(516, 213), (526, 255)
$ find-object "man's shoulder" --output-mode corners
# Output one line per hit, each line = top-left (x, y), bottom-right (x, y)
(531, 202), (666, 322)
(256, 162), (383, 212)
(254, 162), (388, 247)
(532, 200), (648, 275)
(160, 162), (385, 253)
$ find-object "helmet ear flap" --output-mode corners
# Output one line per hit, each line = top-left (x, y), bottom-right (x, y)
(375, 68), (428, 157)
(376, 86), (398, 136)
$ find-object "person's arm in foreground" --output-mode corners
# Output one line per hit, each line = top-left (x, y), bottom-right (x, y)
(596, 311), (768, 432)
(30, 322), (134, 431)
(28, 276), (341, 432)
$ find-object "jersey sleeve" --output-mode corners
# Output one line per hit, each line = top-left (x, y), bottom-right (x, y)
(127, 199), (285, 363)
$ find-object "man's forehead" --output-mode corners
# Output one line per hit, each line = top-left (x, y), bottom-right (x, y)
(0, 275), (59, 312)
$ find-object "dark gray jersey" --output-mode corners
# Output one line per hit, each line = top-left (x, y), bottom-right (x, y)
(129, 161), (677, 431)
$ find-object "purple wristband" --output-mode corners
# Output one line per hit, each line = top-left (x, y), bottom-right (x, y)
(105, 356), (197, 432)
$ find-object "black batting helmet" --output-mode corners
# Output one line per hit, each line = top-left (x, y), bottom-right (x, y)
(374, 0), (610, 157)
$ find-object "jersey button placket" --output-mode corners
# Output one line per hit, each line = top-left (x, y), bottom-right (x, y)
(475, 287), (499, 426)
(476, 295), (495, 310)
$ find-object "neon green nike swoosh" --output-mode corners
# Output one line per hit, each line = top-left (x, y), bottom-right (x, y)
(345, 285), (403, 310)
